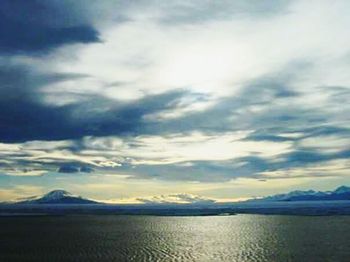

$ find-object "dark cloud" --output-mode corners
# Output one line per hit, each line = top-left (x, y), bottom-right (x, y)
(0, 0), (99, 54)
(57, 165), (94, 173)
(303, 126), (350, 138)
(57, 165), (80, 173)
(0, 63), (189, 142)
(280, 149), (350, 168)
(244, 133), (296, 142)
(80, 166), (94, 173)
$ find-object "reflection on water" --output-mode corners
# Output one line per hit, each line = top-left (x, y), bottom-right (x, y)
(1, 215), (350, 261)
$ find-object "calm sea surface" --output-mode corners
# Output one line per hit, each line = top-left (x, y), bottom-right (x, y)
(1, 215), (349, 262)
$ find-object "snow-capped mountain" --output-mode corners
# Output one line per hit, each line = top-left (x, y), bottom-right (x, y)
(256, 186), (350, 202)
(333, 186), (350, 194)
(16, 190), (99, 204)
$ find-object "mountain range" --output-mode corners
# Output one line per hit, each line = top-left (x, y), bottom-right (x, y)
(1, 186), (350, 216)
(255, 186), (350, 202)
(5, 186), (350, 205)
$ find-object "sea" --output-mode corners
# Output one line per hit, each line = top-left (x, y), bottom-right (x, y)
(1, 214), (349, 261)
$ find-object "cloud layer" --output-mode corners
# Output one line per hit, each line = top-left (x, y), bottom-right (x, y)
(1, 0), (350, 201)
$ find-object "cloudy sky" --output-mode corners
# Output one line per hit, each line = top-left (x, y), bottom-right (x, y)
(0, 0), (350, 203)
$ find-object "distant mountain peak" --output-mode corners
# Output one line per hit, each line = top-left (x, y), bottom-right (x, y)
(16, 189), (99, 205)
(334, 186), (350, 194)
(41, 190), (75, 201)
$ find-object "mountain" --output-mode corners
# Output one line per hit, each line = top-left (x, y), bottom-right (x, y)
(333, 186), (350, 194)
(16, 190), (99, 204)
(256, 186), (350, 202)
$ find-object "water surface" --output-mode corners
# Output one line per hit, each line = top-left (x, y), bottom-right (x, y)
(1, 215), (349, 261)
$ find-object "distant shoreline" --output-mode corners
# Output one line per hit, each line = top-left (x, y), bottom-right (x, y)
(1, 200), (350, 216)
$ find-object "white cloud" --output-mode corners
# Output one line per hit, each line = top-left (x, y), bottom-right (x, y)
(80, 131), (292, 165)
(137, 193), (216, 204)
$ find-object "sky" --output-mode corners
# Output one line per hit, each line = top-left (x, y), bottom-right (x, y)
(0, 0), (350, 203)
